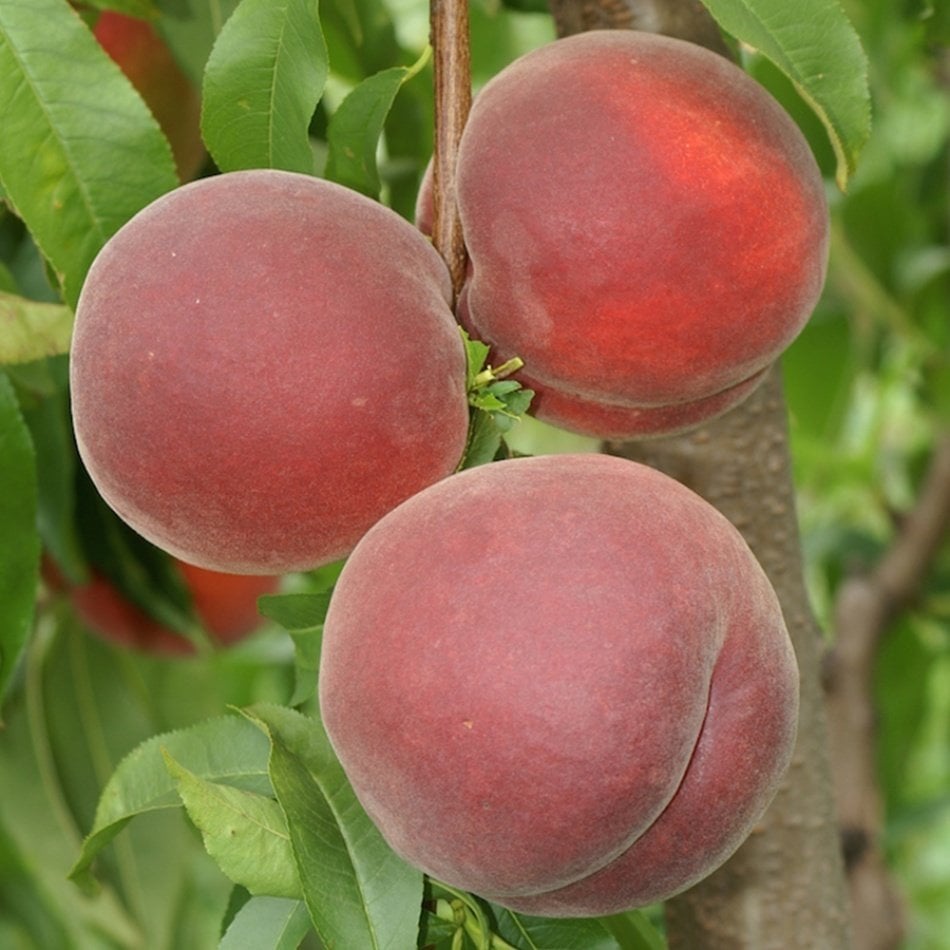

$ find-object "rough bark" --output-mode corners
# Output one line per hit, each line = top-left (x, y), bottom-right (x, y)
(542, 0), (853, 944)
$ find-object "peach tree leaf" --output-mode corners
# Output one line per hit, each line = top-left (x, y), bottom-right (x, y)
(461, 330), (534, 469)
(491, 905), (660, 950)
(258, 591), (332, 706)
(0, 293), (73, 365)
(79, 2), (159, 16)
(17, 372), (87, 587)
(325, 47), (430, 199)
(164, 752), (301, 899)
(700, 0), (871, 189)
(70, 715), (271, 892)
(0, 0), (178, 307)
(0, 372), (39, 706)
(246, 703), (424, 950)
(202, 0), (327, 174)
(219, 896), (313, 950)
(258, 592), (332, 632)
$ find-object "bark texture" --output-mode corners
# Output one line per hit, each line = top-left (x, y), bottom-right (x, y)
(542, 0), (853, 944)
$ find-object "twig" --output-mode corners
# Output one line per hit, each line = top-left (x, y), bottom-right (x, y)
(824, 432), (950, 950)
(429, 0), (472, 299)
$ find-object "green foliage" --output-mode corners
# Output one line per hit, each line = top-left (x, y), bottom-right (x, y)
(202, 0), (328, 174)
(165, 750), (301, 899)
(420, 881), (663, 950)
(70, 714), (273, 891)
(325, 46), (431, 198)
(258, 591), (332, 706)
(462, 331), (535, 468)
(0, 0), (178, 307)
(701, 0), (871, 188)
(219, 896), (313, 949)
(82, 1), (160, 16)
(0, 293), (73, 365)
(0, 371), (39, 706)
(250, 703), (424, 949)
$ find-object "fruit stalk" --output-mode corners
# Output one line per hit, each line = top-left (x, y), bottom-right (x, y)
(429, 0), (472, 299)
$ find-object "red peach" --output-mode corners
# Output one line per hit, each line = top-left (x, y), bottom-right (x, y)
(71, 170), (469, 574)
(319, 453), (799, 915)
(447, 31), (829, 439)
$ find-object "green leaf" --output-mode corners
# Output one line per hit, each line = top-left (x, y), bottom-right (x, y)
(700, 0), (871, 189)
(460, 330), (534, 469)
(0, 261), (16, 293)
(164, 751), (301, 899)
(70, 714), (272, 891)
(258, 592), (332, 632)
(159, 0), (243, 88)
(220, 896), (313, 950)
(259, 592), (332, 707)
(247, 703), (424, 950)
(0, 0), (178, 307)
(0, 371), (39, 707)
(0, 292), (73, 365)
(598, 909), (667, 950)
(202, 0), (328, 173)
(0, 689), (143, 948)
(19, 370), (86, 583)
(81, 1), (159, 16)
(325, 47), (430, 199)
(491, 907), (624, 950)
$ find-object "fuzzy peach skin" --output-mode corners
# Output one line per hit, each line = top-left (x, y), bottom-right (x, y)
(447, 30), (829, 439)
(319, 453), (799, 916)
(94, 11), (205, 181)
(70, 170), (469, 574)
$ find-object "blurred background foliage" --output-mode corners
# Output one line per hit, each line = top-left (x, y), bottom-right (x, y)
(0, 0), (947, 947)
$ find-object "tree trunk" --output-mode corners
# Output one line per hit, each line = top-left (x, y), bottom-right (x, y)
(542, 3), (852, 944)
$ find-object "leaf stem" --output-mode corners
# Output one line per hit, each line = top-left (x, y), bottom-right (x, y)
(470, 356), (524, 389)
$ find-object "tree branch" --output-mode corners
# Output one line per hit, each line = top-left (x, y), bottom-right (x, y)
(824, 432), (950, 950)
(429, 0), (472, 300)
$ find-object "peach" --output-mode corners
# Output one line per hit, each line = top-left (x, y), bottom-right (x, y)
(44, 555), (279, 655)
(448, 30), (829, 439)
(70, 170), (469, 574)
(319, 453), (799, 916)
(94, 12), (205, 181)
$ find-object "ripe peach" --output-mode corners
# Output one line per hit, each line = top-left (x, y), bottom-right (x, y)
(43, 556), (279, 655)
(449, 30), (829, 439)
(319, 453), (799, 915)
(94, 12), (205, 181)
(70, 170), (469, 574)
